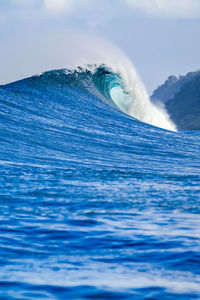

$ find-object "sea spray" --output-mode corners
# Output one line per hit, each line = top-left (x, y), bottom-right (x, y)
(77, 62), (177, 131)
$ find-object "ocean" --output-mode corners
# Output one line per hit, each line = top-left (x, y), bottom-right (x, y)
(0, 65), (199, 299)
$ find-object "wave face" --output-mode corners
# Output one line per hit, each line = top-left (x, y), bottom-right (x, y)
(0, 66), (200, 299)
(92, 65), (176, 131)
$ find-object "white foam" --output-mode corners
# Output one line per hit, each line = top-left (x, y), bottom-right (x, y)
(76, 39), (177, 131)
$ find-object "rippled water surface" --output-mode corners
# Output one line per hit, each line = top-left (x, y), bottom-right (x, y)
(0, 69), (200, 299)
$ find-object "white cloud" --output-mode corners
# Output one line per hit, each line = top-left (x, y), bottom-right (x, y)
(3, 0), (200, 18)
(125, 0), (200, 18)
(43, 0), (74, 14)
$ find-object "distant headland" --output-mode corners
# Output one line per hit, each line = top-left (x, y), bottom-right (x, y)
(151, 70), (200, 130)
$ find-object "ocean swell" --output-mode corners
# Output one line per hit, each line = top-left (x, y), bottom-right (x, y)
(0, 60), (200, 300)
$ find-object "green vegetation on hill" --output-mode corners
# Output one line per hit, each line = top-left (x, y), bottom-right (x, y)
(165, 75), (200, 130)
(151, 70), (200, 130)
(151, 71), (200, 104)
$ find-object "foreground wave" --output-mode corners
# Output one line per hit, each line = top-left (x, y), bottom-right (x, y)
(0, 65), (199, 299)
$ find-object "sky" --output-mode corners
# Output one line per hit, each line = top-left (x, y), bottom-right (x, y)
(1, 0), (200, 93)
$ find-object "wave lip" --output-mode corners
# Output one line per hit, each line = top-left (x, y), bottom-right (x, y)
(91, 64), (177, 131)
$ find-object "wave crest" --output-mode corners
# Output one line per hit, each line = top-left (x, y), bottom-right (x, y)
(90, 64), (176, 131)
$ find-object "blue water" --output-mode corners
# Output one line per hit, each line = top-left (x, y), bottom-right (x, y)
(0, 67), (200, 299)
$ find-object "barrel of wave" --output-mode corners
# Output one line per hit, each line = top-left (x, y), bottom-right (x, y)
(108, 62), (176, 132)
(70, 36), (176, 132)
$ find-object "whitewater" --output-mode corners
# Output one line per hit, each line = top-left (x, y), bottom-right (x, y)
(0, 55), (199, 299)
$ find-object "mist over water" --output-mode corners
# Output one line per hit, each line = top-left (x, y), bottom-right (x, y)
(64, 37), (177, 131)
(82, 61), (176, 131)
(82, 41), (176, 131)
(105, 62), (176, 131)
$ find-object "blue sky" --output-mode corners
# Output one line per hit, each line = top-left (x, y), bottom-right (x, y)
(1, 0), (200, 93)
